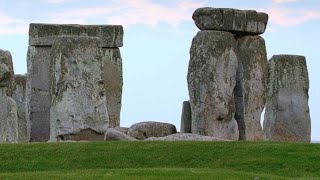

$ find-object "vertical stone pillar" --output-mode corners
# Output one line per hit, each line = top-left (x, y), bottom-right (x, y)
(180, 101), (192, 133)
(27, 24), (123, 141)
(12, 75), (30, 142)
(187, 30), (239, 140)
(234, 36), (267, 141)
(0, 51), (18, 143)
(0, 50), (15, 96)
(49, 35), (109, 141)
(263, 55), (311, 142)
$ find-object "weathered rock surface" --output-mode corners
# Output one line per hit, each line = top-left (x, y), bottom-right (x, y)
(145, 133), (230, 141)
(0, 49), (15, 96)
(114, 126), (129, 134)
(12, 75), (30, 142)
(27, 46), (51, 142)
(263, 55), (311, 142)
(49, 35), (109, 142)
(29, 23), (123, 47)
(128, 121), (177, 140)
(102, 48), (123, 128)
(187, 30), (239, 140)
(0, 62), (18, 143)
(192, 8), (268, 35)
(234, 36), (267, 141)
(104, 128), (137, 141)
(180, 101), (192, 133)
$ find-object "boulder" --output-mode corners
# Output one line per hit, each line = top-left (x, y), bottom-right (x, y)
(234, 36), (267, 141)
(128, 121), (177, 140)
(0, 63), (18, 143)
(187, 30), (239, 140)
(145, 133), (230, 141)
(263, 55), (311, 142)
(114, 126), (129, 134)
(192, 7), (268, 35)
(101, 48), (123, 128)
(104, 128), (137, 141)
(0, 49), (15, 96)
(29, 23), (123, 47)
(12, 75), (30, 142)
(180, 101), (192, 133)
(49, 35), (109, 141)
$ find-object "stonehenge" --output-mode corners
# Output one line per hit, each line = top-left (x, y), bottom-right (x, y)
(0, 7), (312, 143)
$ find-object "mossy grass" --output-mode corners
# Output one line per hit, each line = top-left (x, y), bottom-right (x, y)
(0, 141), (319, 179)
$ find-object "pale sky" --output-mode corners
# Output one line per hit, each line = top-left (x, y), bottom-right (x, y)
(0, 0), (319, 141)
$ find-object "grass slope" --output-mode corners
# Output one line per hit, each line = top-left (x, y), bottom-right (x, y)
(0, 141), (319, 179)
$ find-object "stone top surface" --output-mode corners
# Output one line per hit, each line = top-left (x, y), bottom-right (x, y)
(29, 23), (123, 47)
(192, 7), (268, 35)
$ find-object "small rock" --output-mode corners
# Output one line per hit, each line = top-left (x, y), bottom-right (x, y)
(104, 128), (137, 141)
(128, 121), (177, 140)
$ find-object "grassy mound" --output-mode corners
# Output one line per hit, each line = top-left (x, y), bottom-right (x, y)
(0, 141), (319, 179)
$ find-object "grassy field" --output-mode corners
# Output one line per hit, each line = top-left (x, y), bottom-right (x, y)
(0, 141), (319, 179)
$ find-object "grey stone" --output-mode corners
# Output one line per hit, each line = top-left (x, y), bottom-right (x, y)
(180, 101), (191, 133)
(145, 133), (230, 141)
(104, 128), (137, 141)
(26, 46), (51, 142)
(101, 48), (123, 128)
(0, 49), (15, 96)
(12, 75), (30, 142)
(114, 126), (129, 134)
(192, 7), (268, 35)
(263, 55), (311, 142)
(187, 30), (239, 140)
(234, 36), (267, 141)
(49, 35), (109, 142)
(128, 121), (177, 140)
(29, 23), (123, 47)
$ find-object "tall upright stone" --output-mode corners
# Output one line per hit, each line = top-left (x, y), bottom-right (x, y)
(27, 23), (124, 141)
(180, 101), (192, 133)
(12, 75), (30, 142)
(234, 36), (267, 141)
(49, 35), (109, 141)
(264, 55), (311, 142)
(187, 30), (239, 140)
(0, 49), (15, 96)
(0, 57), (18, 143)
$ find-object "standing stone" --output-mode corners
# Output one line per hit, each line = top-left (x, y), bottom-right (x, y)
(101, 48), (123, 128)
(27, 23), (124, 142)
(263, 55), (311, 142)
(187, 30), (239, 140)
(49, 35), (109, 141)
(234, 36), (267, 141)
(180, 101), (191, 133)
(12, 75), (30, 142)
(0, 62), (18, 143)
(192, 8), (268, 35)
(0, 49), (15, 96)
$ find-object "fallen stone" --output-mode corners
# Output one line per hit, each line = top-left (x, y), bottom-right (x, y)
(180, 101), (192, 133)
(0, 49), (15, 96)
(234, 36), (267, 141)
(49, 35), (109, 141)
(12, 75), (30, 142)
(263, 55), (311, 142)
(29, 23), (123, 47)
(114, 126), (129, 134)
(128, 121), (177, 140)
(187, 30), (239, 140)
(57, 129), (104, 141)
(145, 133), (230, 141)
(101, 48), (123, 128)
(192, 7), (268, 35)
(104, 128), (137, 141)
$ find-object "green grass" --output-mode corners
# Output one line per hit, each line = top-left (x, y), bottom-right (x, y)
(0, 141), (319, 179)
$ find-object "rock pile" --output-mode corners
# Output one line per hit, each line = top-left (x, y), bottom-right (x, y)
(27, 24), (124, 141)
(0, 50), (18, 143)
(263, 55), (311, 142)
(187, 8), (268, 140)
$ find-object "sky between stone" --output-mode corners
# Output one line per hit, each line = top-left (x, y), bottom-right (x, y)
(0, 0), (319, 141)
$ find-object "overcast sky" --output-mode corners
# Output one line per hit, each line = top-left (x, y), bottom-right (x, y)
(0, 0), (319, 141)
